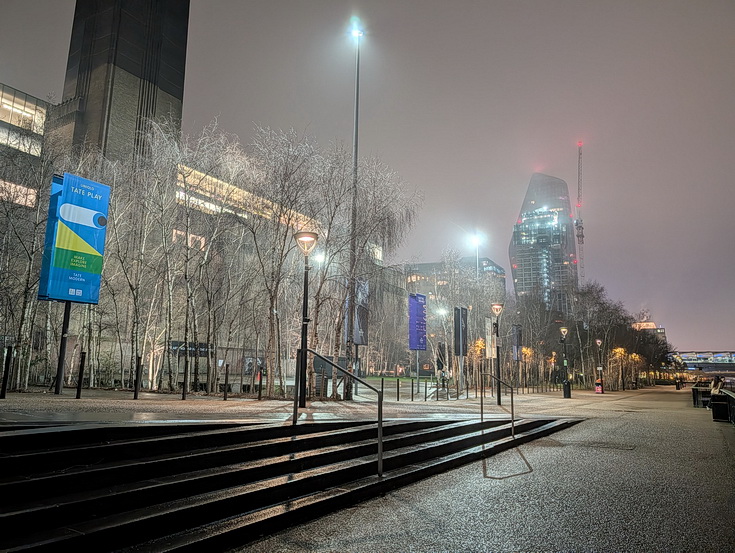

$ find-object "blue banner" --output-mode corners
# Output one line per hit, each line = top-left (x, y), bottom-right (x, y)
(344, 278), (369, 346)
(408, 293), (427, 351)
(38, 173), (110, 304)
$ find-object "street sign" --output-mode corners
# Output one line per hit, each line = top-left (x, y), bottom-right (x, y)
(453, 306), (467, 357)
(485, 317), (492, 359)
(169, 341), (209, 357)
(512, 324), (522, 361)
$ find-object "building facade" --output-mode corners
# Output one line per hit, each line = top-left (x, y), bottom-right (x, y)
(49, 0), (190, 159)
(406, 256), (506, 305)
(0, 83), (49, 209)
(509, 173), (578, 313)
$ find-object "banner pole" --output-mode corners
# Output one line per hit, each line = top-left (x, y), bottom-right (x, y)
(54, 301), (72, 395)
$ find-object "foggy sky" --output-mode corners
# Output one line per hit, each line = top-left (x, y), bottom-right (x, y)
(1, 0), (734, 350)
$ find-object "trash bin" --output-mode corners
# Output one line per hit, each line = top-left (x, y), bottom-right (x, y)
(595, 378), (604, 394)
(563, 379), (571, 398)
(710, 394), (729, 422)
(675, 380), (680, 390)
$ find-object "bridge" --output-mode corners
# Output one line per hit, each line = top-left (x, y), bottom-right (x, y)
(675, 351), (735, 373)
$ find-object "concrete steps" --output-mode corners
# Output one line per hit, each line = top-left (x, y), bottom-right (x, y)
(0, 417), (580, 552)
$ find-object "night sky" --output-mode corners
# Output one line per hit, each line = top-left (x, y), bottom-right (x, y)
(2, 0), (734, 351)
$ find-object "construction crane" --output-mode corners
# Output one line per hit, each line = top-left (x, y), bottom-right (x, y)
(575, 141), (585, 284)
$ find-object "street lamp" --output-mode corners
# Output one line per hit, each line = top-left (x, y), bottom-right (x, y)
(491, 302), (503, 405)
(292, 230), (318, 424)
(560, 326), (570, 398)
(595, 338), (604, 394)
(345, 17), (363, 401)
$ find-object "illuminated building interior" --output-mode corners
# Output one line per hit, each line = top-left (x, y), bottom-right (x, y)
(509, 173), (578, 313)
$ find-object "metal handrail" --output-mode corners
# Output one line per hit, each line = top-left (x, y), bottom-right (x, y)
(306, 349), (383, 477)
(480, 372), (515, 439)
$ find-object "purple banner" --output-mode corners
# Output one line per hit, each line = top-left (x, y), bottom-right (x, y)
(408, 293), (427, 351)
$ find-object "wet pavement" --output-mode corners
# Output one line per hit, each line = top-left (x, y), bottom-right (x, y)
(1, 386), (734, 552)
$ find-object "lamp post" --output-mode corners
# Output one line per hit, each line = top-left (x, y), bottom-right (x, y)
(595, 338), (604, 394)
(345, 17), (363, 401)
(491, 302), (503, 405)
(292, 230), (318, 425)
(560, 326), (571, 398)
(469, 234), (481, 281)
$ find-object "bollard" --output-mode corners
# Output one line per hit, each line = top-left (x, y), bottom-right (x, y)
(224, 363), (230, 400)
(411, 378), (414, 401)
(396, 378), (400, 402)
(75, 352), (86, 399)
(133, 355), (143, 399)
(0, 346), (12, 399)
(424, 378), (428, 401)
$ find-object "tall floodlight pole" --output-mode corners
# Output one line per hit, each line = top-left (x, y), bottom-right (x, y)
(292, 231), (318, 424)
(346, 18), (363, 400)
(470, 234), (481, 281)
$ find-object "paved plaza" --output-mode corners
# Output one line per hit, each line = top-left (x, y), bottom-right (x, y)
(1, 386), (734, 552)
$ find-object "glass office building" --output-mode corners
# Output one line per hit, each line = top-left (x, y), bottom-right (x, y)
(509, 173), (578, 313)
(0, 83), (48, 208)
(0, 83), (47, 157)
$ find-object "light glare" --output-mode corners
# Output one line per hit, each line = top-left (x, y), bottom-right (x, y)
(350, 15), (363, 38)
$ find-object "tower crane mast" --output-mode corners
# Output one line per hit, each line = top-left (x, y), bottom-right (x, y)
(575, 141), (585, 283)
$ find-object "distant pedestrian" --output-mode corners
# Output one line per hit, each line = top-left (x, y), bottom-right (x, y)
(710, 376), (724, 395)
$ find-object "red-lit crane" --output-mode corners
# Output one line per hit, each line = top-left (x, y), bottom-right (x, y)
(575, 141), (585, 283)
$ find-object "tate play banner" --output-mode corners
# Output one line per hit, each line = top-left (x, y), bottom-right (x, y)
(38, 173), (110, 304)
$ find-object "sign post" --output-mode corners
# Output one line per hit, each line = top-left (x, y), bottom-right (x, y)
(38, 173), (110, 394)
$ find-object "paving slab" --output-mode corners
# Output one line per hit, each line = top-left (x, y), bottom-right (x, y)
(1, 386), (733, 552)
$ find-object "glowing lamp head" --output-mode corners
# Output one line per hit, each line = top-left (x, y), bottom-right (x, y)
(294, 230), (318, 256)
(350, 16), (363, 38)
(596, 338), (602, 347)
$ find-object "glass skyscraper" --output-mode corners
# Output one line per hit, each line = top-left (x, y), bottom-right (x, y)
(509, 173), (578, 313)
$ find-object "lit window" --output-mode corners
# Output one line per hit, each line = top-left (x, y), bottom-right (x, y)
(0, 179), (37, 207)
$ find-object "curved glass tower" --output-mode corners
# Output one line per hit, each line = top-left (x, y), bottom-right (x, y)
(509, 173), (578, 313)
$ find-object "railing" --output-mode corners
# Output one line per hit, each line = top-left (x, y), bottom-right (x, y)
(479, 372), (515, 439)
(305, 349), (384, 477)
(722, 390), (735, 424)
(712, 389), (735, 424)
